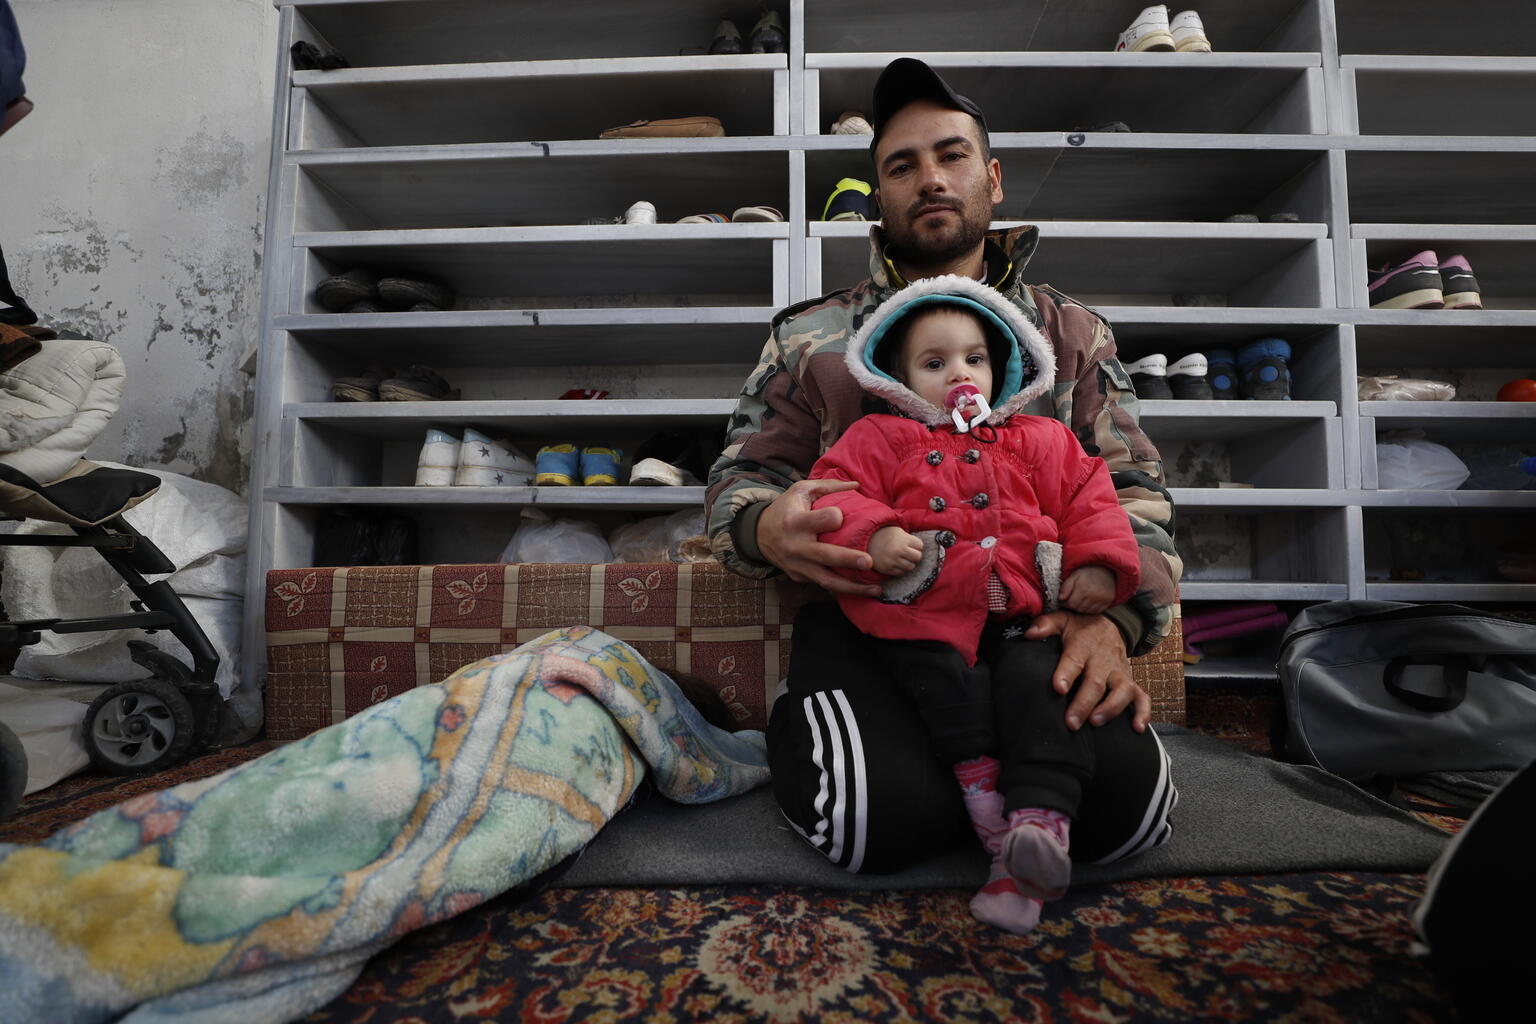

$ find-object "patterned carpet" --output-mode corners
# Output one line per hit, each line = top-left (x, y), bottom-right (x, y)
(0, 714), (1464, 1022)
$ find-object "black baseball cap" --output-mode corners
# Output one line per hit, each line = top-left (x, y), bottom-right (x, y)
(869, 58), (989, 157)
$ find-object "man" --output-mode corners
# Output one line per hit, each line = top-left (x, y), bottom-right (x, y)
(706, 59), (1181, 882)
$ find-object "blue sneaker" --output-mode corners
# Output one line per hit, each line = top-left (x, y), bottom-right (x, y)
(580, 446), (623, 486)
(1237, 338), (1292, 401)
(1206, 349), (1238, 400)
(535, 443), (578, 486)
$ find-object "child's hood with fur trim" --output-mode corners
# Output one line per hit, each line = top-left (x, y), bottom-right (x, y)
(844, 274), (1057, 427)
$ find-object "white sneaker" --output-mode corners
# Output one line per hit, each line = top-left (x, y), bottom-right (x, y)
(1123, 353), (1169, 377)
(624, 200), (657, 225)
(629, 457), (702, 487)
(1170, 9), (1212, 52)
(1114, 4), (1175, 52)
(414, 428), (461, 486)
(453, 427), (535, 486)
(1167, 352), (1208, 377)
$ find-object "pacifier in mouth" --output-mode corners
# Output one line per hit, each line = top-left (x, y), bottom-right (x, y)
(946, 383), (991, 433)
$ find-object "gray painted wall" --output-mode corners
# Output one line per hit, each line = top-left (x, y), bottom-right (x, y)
(4, 0), (279, 494)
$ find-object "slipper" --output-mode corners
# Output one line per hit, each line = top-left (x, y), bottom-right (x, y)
(731, 206), (784, 223)
(677, 213), (730, 224)
(599, 116), (725, 139)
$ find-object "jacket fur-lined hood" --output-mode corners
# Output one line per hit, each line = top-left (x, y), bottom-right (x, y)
(845, 274), (1057, 428)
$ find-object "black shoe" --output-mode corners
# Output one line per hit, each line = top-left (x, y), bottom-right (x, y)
(377, 273), (455, 311)
(1167, 354), (1214, 400)
(749, 11), (787, 54)
(315, 268), (379, 313)
(290, 40), (351, 71)
(1124, 354), (1173, 400)
(709, 19), (744, 54)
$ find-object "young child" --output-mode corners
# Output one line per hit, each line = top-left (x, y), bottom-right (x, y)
(808, 274), (1144, 933)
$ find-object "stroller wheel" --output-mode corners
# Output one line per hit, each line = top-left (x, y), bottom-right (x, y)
(83, 679), (196, 775)
(0, 721), (26, 822)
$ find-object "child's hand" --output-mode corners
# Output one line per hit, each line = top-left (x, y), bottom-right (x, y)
(1059, 566), (1117, 614)
(868, 526), (924, 576)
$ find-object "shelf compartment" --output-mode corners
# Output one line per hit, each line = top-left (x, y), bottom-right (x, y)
(1354, 321), (1536, 372)
(1153, 412), (1341, 489)
(1347, 149), (1536, 225)
(1363, 507), (1536, 591)
(810, 226), (1331, 308)
(808, 57), (1324, 136)
(1358, 406), (1536, 493)
(804, 0), (1319, 53)
(294, 0), (782, 66)
(293, 228), (787, 312)
(803, 138), (1331, 225)
(1175, 505), (1351, 592)
(1337, 1), (1536, 56)
(1355, 232), (1536, 310)
(294, 148), (794, 231)
(292, 58), (784, 148)
(1120, 323), (1349, 404)
(276, 307), (776, 374)
(1347, 60), (1536, 136)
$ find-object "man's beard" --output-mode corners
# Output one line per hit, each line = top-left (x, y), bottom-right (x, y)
(883, 182), (994, 270)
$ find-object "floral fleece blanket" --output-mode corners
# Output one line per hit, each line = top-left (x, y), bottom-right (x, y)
(0, 626), (771, 1022)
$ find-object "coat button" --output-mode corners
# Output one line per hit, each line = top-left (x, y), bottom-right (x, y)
(926, 450), (944, 466)
(929, 497), (946, 512)
(963, 449), (981, 463)
(970, 493), (990, 509)
(979, 536), (998, 549)
(936, 530), (957, 547)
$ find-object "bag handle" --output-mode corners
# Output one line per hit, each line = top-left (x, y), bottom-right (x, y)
(1384, 656), (1468, 712)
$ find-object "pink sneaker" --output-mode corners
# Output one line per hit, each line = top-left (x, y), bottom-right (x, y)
(1368, 250), (1444, 310)
(1438, 254), (1483, 309)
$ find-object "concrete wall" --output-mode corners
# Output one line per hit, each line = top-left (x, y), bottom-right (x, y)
(3, 0), (279, 494)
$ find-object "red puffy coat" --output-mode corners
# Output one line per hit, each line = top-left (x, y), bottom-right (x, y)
(811, 411), (1141, 666)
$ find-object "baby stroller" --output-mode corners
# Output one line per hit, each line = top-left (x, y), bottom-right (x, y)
(0, 327), (222, 820)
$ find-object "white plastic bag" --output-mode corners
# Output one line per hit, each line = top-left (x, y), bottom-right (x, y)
(1359, 376), (1456, 402)
(607, 509), (708, 563)
(499, 508), (614, 563)
(1376, 439), (1470, 490)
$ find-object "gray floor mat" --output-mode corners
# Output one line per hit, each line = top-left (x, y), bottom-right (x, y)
(559, 727), (1448, 890)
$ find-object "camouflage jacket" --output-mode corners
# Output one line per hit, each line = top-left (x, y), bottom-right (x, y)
(705, 225), (1182, 656)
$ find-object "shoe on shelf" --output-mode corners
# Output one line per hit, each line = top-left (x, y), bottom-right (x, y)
(1237, 338), (1292, 401)
(1170, 9), (1212, 52)
(290, 40), (350, 71)
(709, 19), (744, 55)
(1114, 4), (1175, 52)
(1225, 211), (1302, 223)
(331, 363), (393, 402)
(379, 364), (456, 401)
(823, 177), (874, 221)
(579, 446), (624, 486)
(631, 428), (714, 485)
(624, 200), (658, 225)
(415, 429), (461, 487)
(749, 10), (787, 54)
(1438, 254), (1483, 309)
(1167, 353), (1213, 400)
(557, 388), (610, 399)
(599, 116), (725, 139)
(732, 205), (785, 223)
(1206, 349), (1239, 400)
(677, 212), (730, 224)
(535, 443), (579, 486)
(315, 267), (379, 313)
(830, 111), (873, 135)
(580, 215), (622, 226)
(629, 458), (703, 486)
(1368, 250), (1444, 309)
(377, 273), (455, 311)
(1124, 353), (1174, 400)
(453, 428), (535, 486)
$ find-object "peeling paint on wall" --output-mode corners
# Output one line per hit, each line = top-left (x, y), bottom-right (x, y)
(157, 129), (251, 208)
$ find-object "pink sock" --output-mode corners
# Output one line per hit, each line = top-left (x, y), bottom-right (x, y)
(1002, 807), (1073, 901)
(970, 859), (1044, 934)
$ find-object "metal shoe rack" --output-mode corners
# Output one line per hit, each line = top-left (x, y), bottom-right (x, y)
(246, 0), (1536, 690)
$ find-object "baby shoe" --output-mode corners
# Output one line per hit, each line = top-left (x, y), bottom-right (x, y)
(414, 429), (461, 486)
(1167, 352), (1213, 400)
(1237, 338), (1292, 400)
(453, 428), (536, 486)
(535, 443), (579, 486)
(580, 446), (624, 486)
(1206, 349), (1239, 400)
(1124, 353), (1173, 400)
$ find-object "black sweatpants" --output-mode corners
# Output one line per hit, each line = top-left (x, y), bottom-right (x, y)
(768, 602), (1177, 873)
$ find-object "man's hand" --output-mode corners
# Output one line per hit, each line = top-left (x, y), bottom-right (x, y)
(756, 479), (882, 597)
(868, 526), (923, 576)
(1023, 611), (1149, 733)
